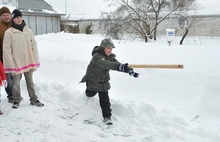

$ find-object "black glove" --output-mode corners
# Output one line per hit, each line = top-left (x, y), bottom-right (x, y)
(128, 70), (139, 78)
(118, 63), (131, 73)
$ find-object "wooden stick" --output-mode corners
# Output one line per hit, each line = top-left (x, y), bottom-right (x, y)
(128, 64), (184, 69)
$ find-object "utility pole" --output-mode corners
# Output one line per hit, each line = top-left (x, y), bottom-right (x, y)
(65, 0), (67, 14)
(170, 0), (172, 28)
(166, 0), (175, 46)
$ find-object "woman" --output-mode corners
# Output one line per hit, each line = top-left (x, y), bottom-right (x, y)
(3, 9), (44, 109)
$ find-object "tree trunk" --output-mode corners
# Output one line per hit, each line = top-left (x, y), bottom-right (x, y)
(145, 36), (148, 42)
(154, 15), (158, 41)
(147, 24), (152, 39)
(180, 28), (189, 45)
(154, 27), (157, 41)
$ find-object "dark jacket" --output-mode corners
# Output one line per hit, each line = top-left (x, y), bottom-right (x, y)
(0, 20), (11, 62)
(80, 46), (121, 92)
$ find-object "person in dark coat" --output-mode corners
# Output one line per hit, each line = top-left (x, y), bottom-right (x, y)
(80, 38), (139, 125)
(0, 7), (13, 103)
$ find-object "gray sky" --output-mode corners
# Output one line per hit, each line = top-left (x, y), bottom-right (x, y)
(45, 0), (220, 16)
(45, 0), (109, 16)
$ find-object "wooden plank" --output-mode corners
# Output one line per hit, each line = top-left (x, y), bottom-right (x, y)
(128, 64), (184, 69)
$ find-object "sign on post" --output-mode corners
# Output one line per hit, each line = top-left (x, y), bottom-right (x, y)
(166, 29), (175, 46)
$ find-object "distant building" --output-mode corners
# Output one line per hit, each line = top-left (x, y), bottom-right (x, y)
(61, 14), (220, 37)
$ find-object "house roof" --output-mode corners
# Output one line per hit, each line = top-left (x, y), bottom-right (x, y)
(18, 0), (54, 11)
(1, 0), (65, 16)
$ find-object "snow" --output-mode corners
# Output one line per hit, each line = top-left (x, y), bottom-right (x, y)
(0, 33), (220, 142)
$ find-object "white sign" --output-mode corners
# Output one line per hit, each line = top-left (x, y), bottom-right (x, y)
(166, 29), (175, 42)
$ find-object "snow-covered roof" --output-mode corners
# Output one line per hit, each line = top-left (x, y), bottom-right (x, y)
(0, 0), (65, 16)
(18, 0), (53, 11)
(61, 14), (101, 21)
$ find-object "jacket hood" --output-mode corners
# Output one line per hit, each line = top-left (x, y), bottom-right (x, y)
(92, 46), (101, 56)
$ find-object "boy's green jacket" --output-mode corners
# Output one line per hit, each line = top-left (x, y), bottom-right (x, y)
(80, 46), (121, 92)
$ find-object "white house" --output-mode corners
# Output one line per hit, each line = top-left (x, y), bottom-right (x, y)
(1, 0), (65, 35)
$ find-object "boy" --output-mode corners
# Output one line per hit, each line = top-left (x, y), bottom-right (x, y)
(80, 38), (139, 125)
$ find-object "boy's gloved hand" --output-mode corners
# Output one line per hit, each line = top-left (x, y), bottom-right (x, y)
(128, 70), (139, 78)
(118, 63), (130, 73)
(2, 80), (7, 88)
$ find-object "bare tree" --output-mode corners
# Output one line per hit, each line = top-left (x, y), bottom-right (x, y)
(147, 0), (170, 40)
(100, 0), (152, 42)
(140, 0), (198, 40)
(179, 16), (193, 45)
(99, 11), (125, 40)
(173, 1), (201, 45)
(100, 0), (199, 42)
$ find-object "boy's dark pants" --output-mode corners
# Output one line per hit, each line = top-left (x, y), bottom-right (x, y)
(86, 90), (112, 118)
